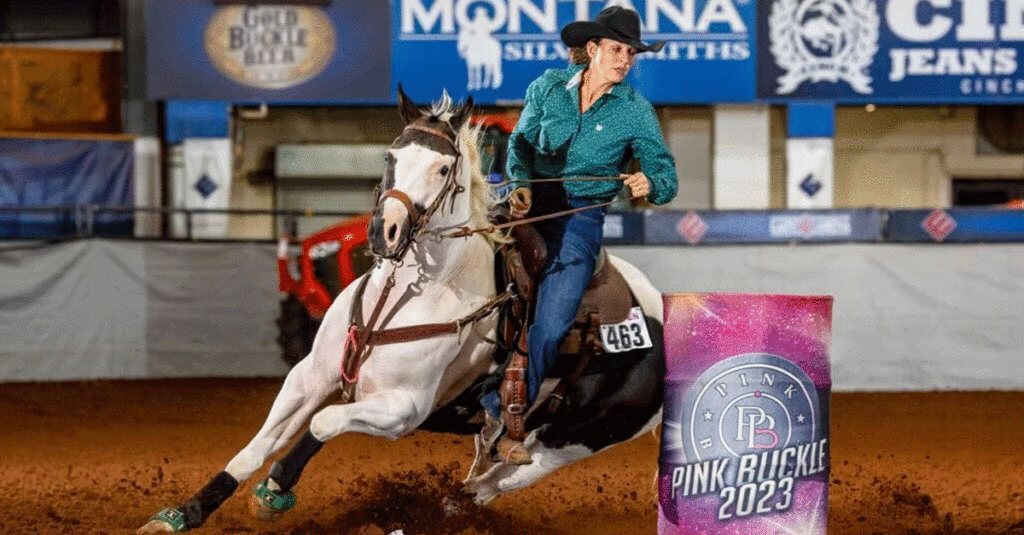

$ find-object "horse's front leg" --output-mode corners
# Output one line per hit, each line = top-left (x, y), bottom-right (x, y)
(138, 355), (335, 533)
(310, 389), (423, 441)
(225, 356), (336, 480)
(239, 388), (428, 520)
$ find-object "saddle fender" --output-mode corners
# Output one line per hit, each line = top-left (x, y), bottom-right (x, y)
(499, 229), (634, 356)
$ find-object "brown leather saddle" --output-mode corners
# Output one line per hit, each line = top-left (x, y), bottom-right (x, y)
(500, 222), (634, 355)
(494, 221), (636, 431)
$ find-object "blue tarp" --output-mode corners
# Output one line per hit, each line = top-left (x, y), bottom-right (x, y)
(0, 138), (134, 238)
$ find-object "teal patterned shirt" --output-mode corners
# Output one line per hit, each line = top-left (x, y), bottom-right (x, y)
(506, 63), (678, 205)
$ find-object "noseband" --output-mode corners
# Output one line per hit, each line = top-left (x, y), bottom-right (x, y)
(373, 123), (465, 259)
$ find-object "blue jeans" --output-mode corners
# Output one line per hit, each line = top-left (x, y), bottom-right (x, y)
(482, 187), (606, 419)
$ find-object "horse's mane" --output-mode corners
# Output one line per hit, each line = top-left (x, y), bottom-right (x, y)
(429, 93), (508, 246)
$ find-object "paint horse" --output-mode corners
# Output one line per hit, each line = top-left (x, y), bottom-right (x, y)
(138, 87), (665, 533)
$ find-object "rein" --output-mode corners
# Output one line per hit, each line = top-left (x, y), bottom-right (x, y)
(440, 192), (644, 239)
(491, 175), (629, 184)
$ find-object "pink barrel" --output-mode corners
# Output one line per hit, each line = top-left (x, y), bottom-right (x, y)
(658, 293), (832, 535)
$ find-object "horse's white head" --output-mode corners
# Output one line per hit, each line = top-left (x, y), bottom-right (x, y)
(369, 85), (476, 260)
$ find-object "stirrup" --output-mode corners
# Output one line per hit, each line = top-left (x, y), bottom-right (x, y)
(252, 478), (296, 514)
(480, 414), (504, 450)
(147, 508), (188, 532)
(495, 436), (532, 465)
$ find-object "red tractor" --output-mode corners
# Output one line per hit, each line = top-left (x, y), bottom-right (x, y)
(275, 114), (516, 365)
(276, 214), (374, 366)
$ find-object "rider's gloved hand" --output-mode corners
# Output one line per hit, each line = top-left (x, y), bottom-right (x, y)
(509, 187), (532, 219)
(621, 172), (651, 199)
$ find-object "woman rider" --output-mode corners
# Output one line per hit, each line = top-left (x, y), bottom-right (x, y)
(478, 6), (679, 464)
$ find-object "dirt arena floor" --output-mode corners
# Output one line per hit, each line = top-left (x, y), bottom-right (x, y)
(2, 378), (1024, 535)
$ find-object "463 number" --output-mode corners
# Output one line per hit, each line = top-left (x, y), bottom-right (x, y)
(599, 307), (653, 353)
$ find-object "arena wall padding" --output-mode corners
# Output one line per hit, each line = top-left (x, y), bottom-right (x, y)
(1, 240), (1021, 390)
(0, 239), (288, 381)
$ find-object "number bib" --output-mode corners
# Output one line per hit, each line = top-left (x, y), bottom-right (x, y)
(599, 307), (653, 353)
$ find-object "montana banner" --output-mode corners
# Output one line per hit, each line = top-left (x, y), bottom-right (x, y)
(758, 0), (1024, 102)
(659, 293), (832, 534)
(392, 0), (756, 104)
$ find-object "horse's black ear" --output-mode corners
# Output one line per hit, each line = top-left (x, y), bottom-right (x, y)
(449, 95), (474, 131)
(397, 83), (422, 125)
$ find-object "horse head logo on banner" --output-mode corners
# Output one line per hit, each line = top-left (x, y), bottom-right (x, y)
(769, 0), (879, 94)
(457, 5), (505, 90)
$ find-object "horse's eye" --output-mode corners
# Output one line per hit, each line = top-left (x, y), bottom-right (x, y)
(439, 165), (450, 176)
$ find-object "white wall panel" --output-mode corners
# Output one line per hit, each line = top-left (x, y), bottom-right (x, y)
(713, 105), (771, 209)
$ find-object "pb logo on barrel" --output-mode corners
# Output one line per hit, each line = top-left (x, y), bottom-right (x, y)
(204, 4), (336, 89)
(663, 352), (828, 523)
(685, 353), (821, 462)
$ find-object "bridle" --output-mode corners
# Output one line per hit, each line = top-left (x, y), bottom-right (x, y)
(372, 123), (466, 261)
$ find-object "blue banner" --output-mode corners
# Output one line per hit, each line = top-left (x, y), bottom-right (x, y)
(644, 209), (883, 244)
(886, 208), (1024, 242)
(145, 0), (390, 103)
(602, 210), (645, 245)
(0, 138), (134, 238)
(392, 0), (756, 105)
(164, 101), (231, 145)
(758, 0), (1024, 102)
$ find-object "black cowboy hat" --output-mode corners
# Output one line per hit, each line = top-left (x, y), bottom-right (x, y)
(560, 6), (665, 53)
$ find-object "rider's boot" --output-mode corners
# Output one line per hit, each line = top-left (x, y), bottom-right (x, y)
(496, 352), (531, 465)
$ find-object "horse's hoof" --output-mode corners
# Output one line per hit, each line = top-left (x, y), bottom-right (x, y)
(250, 478), (296, 521)
(472, 490), (497, 506)
(461, 479), (496, 505)
(137, 508), (187, 533)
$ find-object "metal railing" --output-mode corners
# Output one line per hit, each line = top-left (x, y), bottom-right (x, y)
(3, 204), (1022, 244)
(0, 205), (366, 241)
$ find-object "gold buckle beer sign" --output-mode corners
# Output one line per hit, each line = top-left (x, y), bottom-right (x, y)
(204, 2), (335, 89)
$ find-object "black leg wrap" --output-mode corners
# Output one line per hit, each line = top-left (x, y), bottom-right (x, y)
(268, 430), (324, 493)
(180, 471), (239, 529)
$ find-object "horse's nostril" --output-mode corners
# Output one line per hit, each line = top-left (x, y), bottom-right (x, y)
(387, 224), (398, 242)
